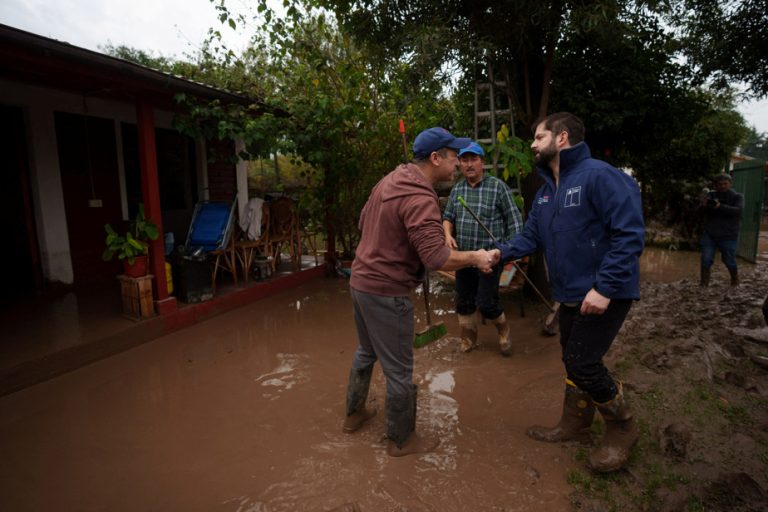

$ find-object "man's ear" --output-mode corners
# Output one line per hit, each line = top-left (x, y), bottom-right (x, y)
(557, 131), (570, 148)
(429, 151), (440, 165)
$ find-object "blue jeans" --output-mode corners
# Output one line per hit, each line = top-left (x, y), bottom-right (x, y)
(455, 263), (503, 320)
(700, 231), (737, 271)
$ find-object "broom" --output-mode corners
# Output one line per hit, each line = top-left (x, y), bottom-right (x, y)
(400, 119), (448, 348)
(457, 195), (558, 319)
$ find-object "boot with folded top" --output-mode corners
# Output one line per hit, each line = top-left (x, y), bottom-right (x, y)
(527, 379), (595, 443)
(492, 312), (512, 356)
(588, 383), (639, 472)
(458, 313), (478, 353)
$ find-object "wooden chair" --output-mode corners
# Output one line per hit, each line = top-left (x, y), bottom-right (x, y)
(235, 200), (271, 282)
(268, 197), (300, 272)
(210, 232), (238, 292)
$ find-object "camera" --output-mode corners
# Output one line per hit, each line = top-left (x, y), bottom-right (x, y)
(706, 197), (718, 208)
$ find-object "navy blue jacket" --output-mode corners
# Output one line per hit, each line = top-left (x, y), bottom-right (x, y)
(497, 142), (644, 303)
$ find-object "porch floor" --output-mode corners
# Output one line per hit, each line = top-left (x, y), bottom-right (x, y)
(0, 255), (326, 396)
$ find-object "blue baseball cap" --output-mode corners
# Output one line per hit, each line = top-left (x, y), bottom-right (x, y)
(412, 127), (471, 159)
(458, 141), (485, 157)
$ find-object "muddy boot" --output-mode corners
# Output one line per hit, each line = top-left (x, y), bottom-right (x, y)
(588, 385), (639, 473)
(343, 364), (377, 433)
(492, 312), (512, 356)
(728, 267), (739, 286)
(527, 380), (595, 443)
(386, 385), (439, 457)
(458, 314), (478, 353)
(700, 266), (711, 287)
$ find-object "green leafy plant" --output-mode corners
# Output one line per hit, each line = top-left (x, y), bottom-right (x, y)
(102, 204), (159, 264)
(488, 124), (534, 214)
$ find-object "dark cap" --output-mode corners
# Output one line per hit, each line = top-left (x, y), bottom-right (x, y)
(713, 174), (732, 183)
(412, 127), (471, 159)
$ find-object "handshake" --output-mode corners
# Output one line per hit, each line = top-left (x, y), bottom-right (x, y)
(473, 248), (501, 273)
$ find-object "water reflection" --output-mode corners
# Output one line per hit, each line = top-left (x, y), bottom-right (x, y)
(423, 370), (459, 470)
(255, 353), (310, 399)
(640, 246), (700, 283)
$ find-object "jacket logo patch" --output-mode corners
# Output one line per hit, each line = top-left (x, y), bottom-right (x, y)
(564, 186), (582, 208)
(538, 195), (550, 204)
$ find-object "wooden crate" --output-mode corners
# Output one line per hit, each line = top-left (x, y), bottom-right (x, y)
(118, 274), (155, 320)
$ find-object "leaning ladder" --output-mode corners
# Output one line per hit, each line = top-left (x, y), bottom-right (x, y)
(473, 65), (516, 181)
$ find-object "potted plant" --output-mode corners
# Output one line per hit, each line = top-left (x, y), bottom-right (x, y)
(102, 204), (160, 278)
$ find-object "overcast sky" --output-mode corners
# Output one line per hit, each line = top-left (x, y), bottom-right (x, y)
(2, 0), (767, 135)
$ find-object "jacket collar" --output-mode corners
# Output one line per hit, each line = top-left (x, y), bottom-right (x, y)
(536, 141), (592, 186)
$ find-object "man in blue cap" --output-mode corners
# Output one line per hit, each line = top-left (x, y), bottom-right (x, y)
(343, 127), (500, 456)
(442, 141), (523, 355)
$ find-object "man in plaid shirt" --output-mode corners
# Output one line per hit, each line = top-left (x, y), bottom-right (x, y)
(443, 141), (523, 355)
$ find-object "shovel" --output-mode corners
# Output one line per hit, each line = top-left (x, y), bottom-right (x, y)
(457, 195), (558, 316)
(399, 119), (447, 348)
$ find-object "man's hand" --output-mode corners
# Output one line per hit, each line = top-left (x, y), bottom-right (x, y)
(580, 288), (610, 315)
(445, 233), (458, 249)
(474, 249), (497, 273)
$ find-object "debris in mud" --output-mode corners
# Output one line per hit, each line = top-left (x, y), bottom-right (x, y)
(655, 422), (692, 459)
(574, 262), (768, 511)
(705, 472), (767, 510)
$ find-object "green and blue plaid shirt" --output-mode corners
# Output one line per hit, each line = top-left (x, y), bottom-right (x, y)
(443, 175), (523, 250)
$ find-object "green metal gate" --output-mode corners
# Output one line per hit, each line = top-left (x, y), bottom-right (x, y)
(732, 159), (766, 262)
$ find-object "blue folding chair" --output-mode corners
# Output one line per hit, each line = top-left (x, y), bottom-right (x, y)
(185, 200), (238, 292)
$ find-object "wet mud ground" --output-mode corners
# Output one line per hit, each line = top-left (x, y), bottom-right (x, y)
(0, 246), (765, 511)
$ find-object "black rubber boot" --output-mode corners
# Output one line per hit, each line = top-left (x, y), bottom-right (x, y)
(385, 385), (439, 456)
(527, 381), (595, 443)
(728, 267), (739, 286)
(588, 384), (639, 473)
(343, 364), (376, 433)
(700, 266), (711, 287)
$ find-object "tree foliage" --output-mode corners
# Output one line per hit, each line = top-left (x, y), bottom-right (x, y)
(740, 126), (768, 162)
(669, 0), (768, 98)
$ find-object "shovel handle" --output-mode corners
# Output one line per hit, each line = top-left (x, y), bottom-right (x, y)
(457, 195), (555, 312)
(399, 119), (408, 164)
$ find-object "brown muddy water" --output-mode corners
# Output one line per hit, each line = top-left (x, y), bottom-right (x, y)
(0, 247), (710, 511)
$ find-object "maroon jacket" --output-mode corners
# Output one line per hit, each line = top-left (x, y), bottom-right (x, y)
(350, 163), (451, 296)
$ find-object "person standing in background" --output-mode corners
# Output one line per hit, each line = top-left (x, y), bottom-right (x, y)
(442, 141), (523, 355)
(700, 174), (743, 286)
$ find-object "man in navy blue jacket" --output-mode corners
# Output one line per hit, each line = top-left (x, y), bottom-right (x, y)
(493, 112), (644, 472)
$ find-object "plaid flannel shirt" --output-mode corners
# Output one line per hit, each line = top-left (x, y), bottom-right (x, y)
(443, 175), (523, 250)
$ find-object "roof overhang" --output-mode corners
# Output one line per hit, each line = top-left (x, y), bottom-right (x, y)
(0, 23), (256, 111)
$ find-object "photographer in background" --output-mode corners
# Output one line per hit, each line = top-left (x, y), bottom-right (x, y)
(700, 174), (743, 286)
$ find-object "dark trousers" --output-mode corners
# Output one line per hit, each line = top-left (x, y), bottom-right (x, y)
(558, 299), (633, 403)
(455, 263), (503, 319)
(350, 287), (414, 398)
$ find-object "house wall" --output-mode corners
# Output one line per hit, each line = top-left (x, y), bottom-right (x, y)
(0, 78), (217, 285)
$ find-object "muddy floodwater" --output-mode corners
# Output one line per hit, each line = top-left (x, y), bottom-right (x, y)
(0, 247), (707, 511)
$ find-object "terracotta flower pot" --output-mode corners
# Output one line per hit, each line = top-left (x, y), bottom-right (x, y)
(123, 255), (149, 278)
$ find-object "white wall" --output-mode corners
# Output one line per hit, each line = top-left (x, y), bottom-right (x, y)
(0, 78), (181, 285)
